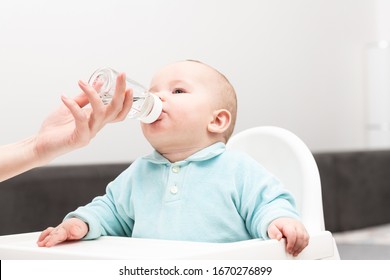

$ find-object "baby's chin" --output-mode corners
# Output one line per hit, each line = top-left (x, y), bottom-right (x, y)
(142, 131), (173, 150)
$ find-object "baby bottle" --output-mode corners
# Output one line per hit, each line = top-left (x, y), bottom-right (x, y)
(88, 67), (162, 123)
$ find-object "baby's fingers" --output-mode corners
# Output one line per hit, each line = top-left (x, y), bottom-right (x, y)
(291, 231), (309, 256)
(267, 223), (283, 241)
(283, 226), (310, 256)
(37, 227), (68, 247)
(37, 227), (54, 244)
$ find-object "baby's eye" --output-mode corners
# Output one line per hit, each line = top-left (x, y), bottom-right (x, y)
(172, 88), (186, 94)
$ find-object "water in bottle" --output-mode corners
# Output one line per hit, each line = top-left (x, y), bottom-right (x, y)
(88, 67), (162, 123)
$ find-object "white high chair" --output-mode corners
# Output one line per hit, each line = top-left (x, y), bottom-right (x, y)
(227, 126), (340, 259)
(0, 126), (339, 260)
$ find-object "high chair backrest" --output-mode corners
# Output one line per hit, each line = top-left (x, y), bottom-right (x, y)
(227, 126), (325, 233)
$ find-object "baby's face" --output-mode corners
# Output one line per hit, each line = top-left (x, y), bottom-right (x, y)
(141, 61), (220, 154)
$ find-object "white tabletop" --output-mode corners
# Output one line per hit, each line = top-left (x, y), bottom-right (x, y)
(0, 231), (335, 260)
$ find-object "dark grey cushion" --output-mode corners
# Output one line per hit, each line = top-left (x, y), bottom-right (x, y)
(0, 163), (129, 235)
(314, 150), (390, 232)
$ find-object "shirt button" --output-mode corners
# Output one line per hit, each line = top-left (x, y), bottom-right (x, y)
(172, 165), (181, 173)
(170, 186), (178, 194)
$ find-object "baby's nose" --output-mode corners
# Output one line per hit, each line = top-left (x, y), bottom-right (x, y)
(153, 91), (167, 102)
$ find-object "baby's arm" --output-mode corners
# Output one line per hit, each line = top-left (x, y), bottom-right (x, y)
(267, 217), (309, 257)
(37, 218), (88, 247)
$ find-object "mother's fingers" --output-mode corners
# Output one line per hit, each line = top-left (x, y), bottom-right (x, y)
(61, 95), (91, 145)
(78, 80), (105, 115)
(77, 80), (107, 132)
(107, 72), (127, 117)
(64, 74), (133, 139)
(110, 73), (126, 104)
(72, 92), (89, 108)
(90, 72), (133, 123)
(112, 88), (133, 121)
(73, 77), (104, 108)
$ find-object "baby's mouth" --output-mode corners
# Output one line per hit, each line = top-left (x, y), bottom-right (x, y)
(154, 111), (166, 122)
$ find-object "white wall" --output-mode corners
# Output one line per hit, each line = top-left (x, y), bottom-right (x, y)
(0, 0), (378, 165)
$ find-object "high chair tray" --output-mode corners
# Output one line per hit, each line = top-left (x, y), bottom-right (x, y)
(0, 231), (335, 259)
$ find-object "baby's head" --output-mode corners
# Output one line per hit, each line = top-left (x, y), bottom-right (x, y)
(141, 60), (237, 159)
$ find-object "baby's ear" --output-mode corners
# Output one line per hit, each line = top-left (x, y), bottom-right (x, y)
(208, 109), (231, 134)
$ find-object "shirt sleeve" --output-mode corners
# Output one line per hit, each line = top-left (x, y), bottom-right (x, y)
(64, 165), (135, 240)
(237, 155), (300, 240)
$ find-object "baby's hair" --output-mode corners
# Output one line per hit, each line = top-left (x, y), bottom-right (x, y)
(185, 60), (237, 142)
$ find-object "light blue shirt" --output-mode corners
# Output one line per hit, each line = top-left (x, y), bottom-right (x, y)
(66, 142), (300, 243)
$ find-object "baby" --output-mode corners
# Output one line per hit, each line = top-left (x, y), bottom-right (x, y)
(37, 60), (309, 256)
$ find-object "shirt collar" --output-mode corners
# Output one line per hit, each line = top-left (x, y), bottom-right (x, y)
(143, 142), (226, 165)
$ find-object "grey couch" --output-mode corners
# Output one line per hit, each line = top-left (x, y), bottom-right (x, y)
(0, 163), (128, 235)
(1, 150), (390, 236)
(314, 150), (390, 232)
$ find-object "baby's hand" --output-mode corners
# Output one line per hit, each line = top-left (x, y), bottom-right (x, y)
(37, 218), (88, 247)
(267, 217), (309, 257)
